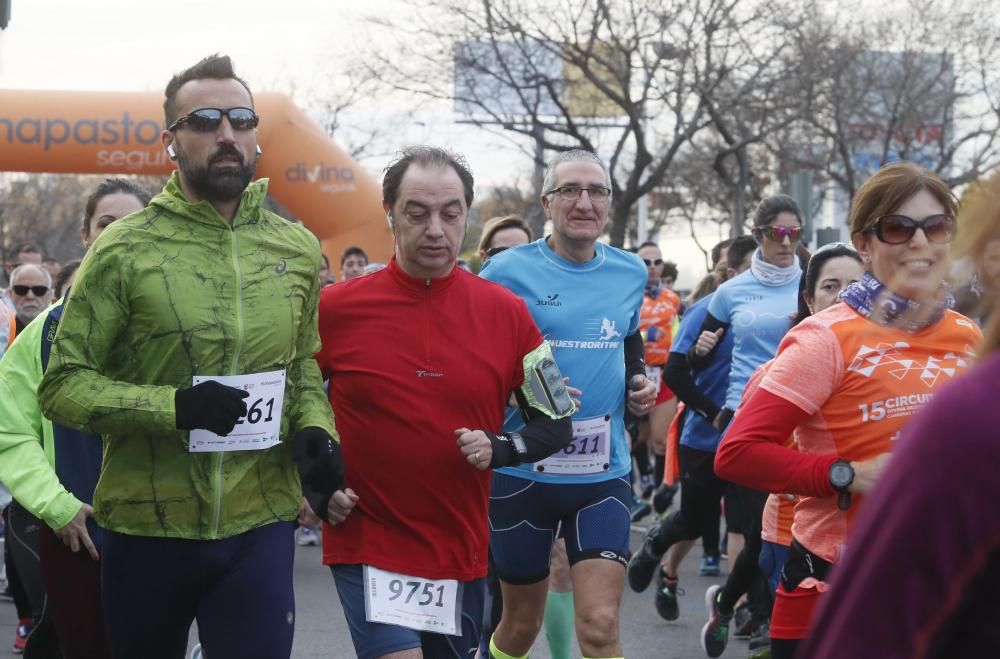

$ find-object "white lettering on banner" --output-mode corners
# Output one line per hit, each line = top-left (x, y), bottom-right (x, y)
(534, 415), (612, 475)
(188, 370), (286, 453)
(363, 566), (462, 635)
(857, 392), (932, 423)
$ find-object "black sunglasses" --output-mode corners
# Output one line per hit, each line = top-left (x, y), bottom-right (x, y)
(12, 285), (49, 297)
(864, 214), (955, 245)
(167, 107), (260, 133)
(642, 258), (663, 267)
(485, 246), (509, 258)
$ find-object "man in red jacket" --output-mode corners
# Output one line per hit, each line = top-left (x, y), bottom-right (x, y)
(314, 146), (575, 659)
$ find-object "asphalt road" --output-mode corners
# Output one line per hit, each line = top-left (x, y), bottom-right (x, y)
(0, 518), (752, 659)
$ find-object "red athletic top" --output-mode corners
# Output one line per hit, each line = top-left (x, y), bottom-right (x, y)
(316, 258), (544, 582)
(717, 303), (980, 571)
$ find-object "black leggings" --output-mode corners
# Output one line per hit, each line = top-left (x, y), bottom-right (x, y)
(650, 446), (723, 559)
(718, 487), (770, 626)
(771, 637), (800, 659)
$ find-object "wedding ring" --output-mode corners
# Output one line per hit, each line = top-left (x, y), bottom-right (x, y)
(475, 450), (481, 463)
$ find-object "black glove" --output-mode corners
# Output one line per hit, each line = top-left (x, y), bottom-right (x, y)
(175, 380), (249, 436)
(291, 427), (345, 522)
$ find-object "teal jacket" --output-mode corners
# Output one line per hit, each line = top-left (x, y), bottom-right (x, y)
(38, 173), (337, 540)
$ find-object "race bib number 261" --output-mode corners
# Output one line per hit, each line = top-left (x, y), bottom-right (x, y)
(188, 369), (285, 453)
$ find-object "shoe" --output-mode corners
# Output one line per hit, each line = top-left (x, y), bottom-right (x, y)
(698, 553), (721, 577)
(652, 483), (677, 514)
(733, 601), (753, 638)
(630, 496), (652, 523)
(189, 643), (203, 659)
(640, 474), (656, 499)
(655, 569), (683, 621)
(13, 618), (31, 654)
(700, 585), (732, 658)
(296, 527), (319, 547)
(626, 526), (661, 592)
(749, 621), (771, 654)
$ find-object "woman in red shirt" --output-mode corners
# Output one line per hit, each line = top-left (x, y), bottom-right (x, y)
(714, 162), (982, 659)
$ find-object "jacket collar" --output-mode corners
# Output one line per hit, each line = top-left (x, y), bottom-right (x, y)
(150, 171), (269, 229)
(386, 256), (460, 294)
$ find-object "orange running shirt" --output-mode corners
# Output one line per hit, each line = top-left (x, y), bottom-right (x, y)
(761, 303), (981, 571)
(640, 288), (680, 366)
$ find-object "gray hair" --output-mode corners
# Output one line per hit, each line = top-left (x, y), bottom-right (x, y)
(541, 149), (612, 197)
(10, 263), (52, 288)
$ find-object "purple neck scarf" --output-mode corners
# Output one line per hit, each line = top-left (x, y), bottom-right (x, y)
(840, 271), (954, 333)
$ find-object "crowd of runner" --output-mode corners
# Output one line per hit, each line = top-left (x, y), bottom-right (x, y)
(0, 52), (997, 659)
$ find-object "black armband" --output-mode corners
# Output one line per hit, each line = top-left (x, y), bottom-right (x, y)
(624, 331), (646, 382)
(487, 416), (573, 468)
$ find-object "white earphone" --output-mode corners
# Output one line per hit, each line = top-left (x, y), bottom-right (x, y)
(166, 144), (177, 160)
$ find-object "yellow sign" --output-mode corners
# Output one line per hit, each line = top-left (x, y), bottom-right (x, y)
(561, 42), (627, 118)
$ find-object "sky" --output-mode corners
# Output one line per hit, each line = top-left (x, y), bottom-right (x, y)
(0, 0), (722, 287)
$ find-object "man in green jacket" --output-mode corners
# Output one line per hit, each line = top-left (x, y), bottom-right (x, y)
(38, 54), (343, 659)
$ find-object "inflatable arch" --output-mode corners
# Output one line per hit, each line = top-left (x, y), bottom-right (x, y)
(0, 90), (392, 269)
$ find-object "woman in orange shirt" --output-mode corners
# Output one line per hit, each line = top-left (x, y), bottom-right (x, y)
(714, 162), (982, 659)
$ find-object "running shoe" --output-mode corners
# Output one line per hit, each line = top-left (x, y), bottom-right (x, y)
(698, 553), (721, 577)
(652, 483), (677, 514)
(733, 601), (753, 638)
(700, 585), (732, 658)
(296, 527), (319, 547)
(12, 618), (31, 654)
(654, 570), (683, 621)
(629, 496), (652, 523)
(626, 526), (661, 592)
(748, 621), (771, 655)
(640, 474), (656, 500)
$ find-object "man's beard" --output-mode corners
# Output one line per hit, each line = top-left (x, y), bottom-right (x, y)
(179, 144), (256, 203)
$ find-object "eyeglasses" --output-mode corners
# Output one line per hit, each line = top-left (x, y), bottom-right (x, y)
(167, 107), (260, 133)
(755, 225), (803, 242)
(11, 285), (49, 297)
(546, 185), (612, 203)
(864, 214), (955, 245)
(642, 258), (663, 267)
(485, 246), (509, 258)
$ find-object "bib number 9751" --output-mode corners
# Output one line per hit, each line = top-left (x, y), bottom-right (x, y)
(363, 566), (462, 635)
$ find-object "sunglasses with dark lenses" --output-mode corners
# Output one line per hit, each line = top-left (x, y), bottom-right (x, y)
(642, 258), (664, 267)
(168, 107), (259, 133)
(755, 225), (803, 242)
(485, 246), (509, 258)
(12, 285), (49, 297)
(866, 214), (956, 245)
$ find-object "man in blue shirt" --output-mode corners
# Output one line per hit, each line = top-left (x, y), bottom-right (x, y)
(625, 236), (757, 622)
(480, 150), (656, 659)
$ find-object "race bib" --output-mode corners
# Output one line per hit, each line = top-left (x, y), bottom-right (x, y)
(363, 566), (462, 636)
(188, 370), (285, 453)
(645, 365), (662, 393)
(534, 415), (612, 475)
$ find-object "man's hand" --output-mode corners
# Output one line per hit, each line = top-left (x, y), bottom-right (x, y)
(454, 428), (493, 470)
(298, 497), (320, 528)
(53, 503), (99, 561)
(626, 374), (657, 416)
(326, 488), (359, 526)
(175, 380), (249, 436)
(694, 328), (725, 357)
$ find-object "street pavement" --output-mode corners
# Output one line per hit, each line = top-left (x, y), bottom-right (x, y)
(0, 516), (752, 658)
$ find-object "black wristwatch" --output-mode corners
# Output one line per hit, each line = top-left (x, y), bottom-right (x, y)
(497, 432), (528, 465)
(829, 460), (855, 511)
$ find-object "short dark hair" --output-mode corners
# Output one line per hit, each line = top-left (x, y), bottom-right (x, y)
(726, 235), (758, 270)
(6, 243), (40, 262)
(82, 178), (153, 238)
(710, 239), (733, 268)
(340, 246), (368, 266)
(54, 259), (82, 298)
(164, 54), (254, 126)
(637, 241), (659, 250)
(752, 194), (802, 228)
(662, 261), (679, 281)
(320, 253), (330, 269)
(792, 244), (862, 326)
(478, 215), (532, 253)
(383, 146), (475, 211)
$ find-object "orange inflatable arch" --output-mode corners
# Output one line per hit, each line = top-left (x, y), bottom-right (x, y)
(0, 90), (392, 269)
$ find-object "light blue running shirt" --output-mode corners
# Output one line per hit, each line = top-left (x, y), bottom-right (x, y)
(480, 237), (646, 484)
(706, 264), (800, 411)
